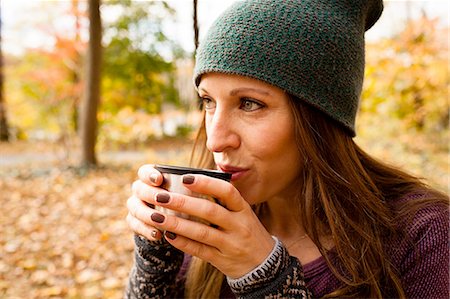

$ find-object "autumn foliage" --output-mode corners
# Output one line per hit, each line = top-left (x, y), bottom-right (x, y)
(362, 15), (449, 134)
(0, 3), (448, 299)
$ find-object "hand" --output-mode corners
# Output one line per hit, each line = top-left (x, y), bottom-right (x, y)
(128, 165), (275, 279)
(126, 164), (167, 242)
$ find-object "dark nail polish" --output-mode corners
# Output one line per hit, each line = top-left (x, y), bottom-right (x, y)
(149, 173), (158, 184)
(151, 213), (165, 223)
(156, 193), (170, 203)
(183, 175), (195, 184)
(165, 231), (177, 240)
(145, 202), (155, 209)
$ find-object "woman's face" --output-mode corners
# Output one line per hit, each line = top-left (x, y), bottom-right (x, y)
(198, 73), (302, 205)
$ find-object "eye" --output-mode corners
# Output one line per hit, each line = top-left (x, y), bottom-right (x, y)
(240, 98), (264, 112)
(201, 97), (216, 110)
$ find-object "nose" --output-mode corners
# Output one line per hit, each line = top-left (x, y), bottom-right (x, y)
(205, 108), (240, 153)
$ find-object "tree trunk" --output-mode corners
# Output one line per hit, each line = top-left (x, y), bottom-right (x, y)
(193, 0), (201, 109)
(79, 0), (102, 166)
(0, 0), (10, 142)
(193, 0), (199, 53)
(72, 0), (81, 133)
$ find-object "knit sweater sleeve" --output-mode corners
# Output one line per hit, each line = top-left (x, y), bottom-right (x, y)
(397, 202), (449, 299)
(124, 234), (184, 299)
(226, 237), (313, 299)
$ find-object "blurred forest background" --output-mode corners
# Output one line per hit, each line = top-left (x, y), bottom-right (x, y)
(0, 0), (448, 298)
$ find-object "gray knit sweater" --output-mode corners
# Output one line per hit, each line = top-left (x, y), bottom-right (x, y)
(124, 194), (449, 298)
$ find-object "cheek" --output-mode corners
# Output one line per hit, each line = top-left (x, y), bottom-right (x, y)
(242, 121), (302, 202)
(260, 120), (298, 164)
(261, 134), (302, 187)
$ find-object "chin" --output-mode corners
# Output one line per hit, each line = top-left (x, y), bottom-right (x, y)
(235, 188), (264, 206)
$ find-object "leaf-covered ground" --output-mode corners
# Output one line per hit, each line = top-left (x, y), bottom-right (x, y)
(0, 139), (193, 299)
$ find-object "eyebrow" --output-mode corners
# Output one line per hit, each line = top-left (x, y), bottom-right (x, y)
(198, 87), (208, 94)
(230, 87), (270, 96)
(198, 87), (271, 96)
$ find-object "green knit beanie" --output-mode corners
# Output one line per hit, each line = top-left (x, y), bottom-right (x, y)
(194, 0), (383, 136)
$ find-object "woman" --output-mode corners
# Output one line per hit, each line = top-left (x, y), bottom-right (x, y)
(125, 0), (449, 298)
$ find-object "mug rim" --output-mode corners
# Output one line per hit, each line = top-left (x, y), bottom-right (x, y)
(155, 164), (232, 182)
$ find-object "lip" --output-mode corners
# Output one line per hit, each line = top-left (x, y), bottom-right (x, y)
(217, 164), (249, 181)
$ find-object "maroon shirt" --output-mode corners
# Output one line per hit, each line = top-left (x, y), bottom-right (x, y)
(184, 195), (450, 298)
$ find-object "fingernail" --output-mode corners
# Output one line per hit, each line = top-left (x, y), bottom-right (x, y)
(165, 231), (177, 240)
(149, 173), (158, 184)
(151, 213), (165, 223)
(183, 175), (195, 184)
(155, 192), (170, 204)
(145, 202), (155, 209)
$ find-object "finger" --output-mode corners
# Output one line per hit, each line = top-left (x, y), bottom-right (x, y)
(154, 191), (232, 229)
(137, 164), (163, 186)
(127, 195), (157, 225)
(181, 174), (246, 212)
(131, 180), (162, 206)
(149, 210), (225, 248)
(126, 212), (162, 241)
(163, 231), (219, 263)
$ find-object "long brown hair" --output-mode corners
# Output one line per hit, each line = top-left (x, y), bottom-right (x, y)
(185, 96), (448, 298)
